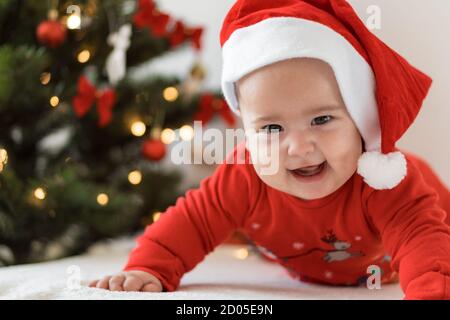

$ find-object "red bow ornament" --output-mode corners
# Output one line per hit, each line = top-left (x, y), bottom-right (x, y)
(72, 75), (116, 127)
(194, 94), (236, 127)
(133, 0), (170, 37)
(169, 21), (203, 51)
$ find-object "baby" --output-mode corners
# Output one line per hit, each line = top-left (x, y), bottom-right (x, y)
(89, 0), (450, 299)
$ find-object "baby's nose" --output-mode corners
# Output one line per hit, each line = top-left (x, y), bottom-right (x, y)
(286, 131), (315, 158)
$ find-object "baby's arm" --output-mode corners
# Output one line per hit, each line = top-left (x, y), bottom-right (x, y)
(90, 145), (257, 292)
(364, 157), (450, 299)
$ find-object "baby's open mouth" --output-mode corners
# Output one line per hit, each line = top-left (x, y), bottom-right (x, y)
(291, 161), (327, 177)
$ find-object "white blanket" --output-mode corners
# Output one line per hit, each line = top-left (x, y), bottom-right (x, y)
(0, 238), (403, 300)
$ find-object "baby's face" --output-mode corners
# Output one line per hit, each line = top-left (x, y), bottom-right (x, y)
(237, 58), (363, 200)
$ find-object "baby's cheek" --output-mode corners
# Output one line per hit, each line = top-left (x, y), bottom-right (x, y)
(324, 130), (360, 163)
(328, 144), (359, 179)
(318, 143), (357, 186)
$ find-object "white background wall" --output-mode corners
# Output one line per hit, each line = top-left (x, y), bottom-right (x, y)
(154, 0), (450, 186)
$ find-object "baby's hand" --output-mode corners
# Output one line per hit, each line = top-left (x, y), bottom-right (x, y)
(88, 270), (163, 292)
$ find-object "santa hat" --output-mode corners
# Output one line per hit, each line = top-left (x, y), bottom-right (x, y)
(220, 0), (432, 190)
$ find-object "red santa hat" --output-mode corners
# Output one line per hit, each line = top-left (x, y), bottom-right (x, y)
(220, 0), (433, 190)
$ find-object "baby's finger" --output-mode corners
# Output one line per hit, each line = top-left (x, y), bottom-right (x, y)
(97, 276), (112, 289)
(141, 282), (162, 292)
(123, 275), (143, 292)
(88, 280), (99, 288)
(109, 274), (126, 291)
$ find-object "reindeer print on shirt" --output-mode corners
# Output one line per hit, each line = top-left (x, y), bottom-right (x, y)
(320, 230), (364, 262)
(279, 229), (365, 263)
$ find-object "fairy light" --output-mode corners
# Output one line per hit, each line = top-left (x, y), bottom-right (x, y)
(0, 148), (7, 173)
(34, 187), (46, 200)
(163, 87), (179, 102)
(77, 50), (90, 63)
(48, 9), (58, 21)
(234, 248), (249, 260)
(130, 121), (146, 137)
(128, 170), (142, 185)
(153, 212), (161, 222)
(160, 128), (176, 144)
(0, 148), (7, 164)
(179, 125), (194, 141)
(67, 14), (81, 30)
(40, 72), (51, 85)
(50, 96), (59, 107)
(97, 193), (109, 206)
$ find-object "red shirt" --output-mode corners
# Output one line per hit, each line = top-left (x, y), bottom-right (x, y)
(124, 144), (450, 299)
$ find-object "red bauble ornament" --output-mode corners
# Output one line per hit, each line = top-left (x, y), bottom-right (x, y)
(142, 139), (166, 161)
(36, 20), (67, 48)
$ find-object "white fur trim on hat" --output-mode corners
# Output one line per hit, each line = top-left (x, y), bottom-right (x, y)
(357, 151), (407, 190)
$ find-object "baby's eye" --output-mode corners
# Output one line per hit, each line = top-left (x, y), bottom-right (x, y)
(312, 115), (333, 126)
(261, 124), (283, 133)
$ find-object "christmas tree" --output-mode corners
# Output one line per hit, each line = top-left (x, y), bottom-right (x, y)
(0, 0), (235, 266)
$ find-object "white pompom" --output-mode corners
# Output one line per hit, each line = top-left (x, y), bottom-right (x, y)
(357, 151), (407, 190)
